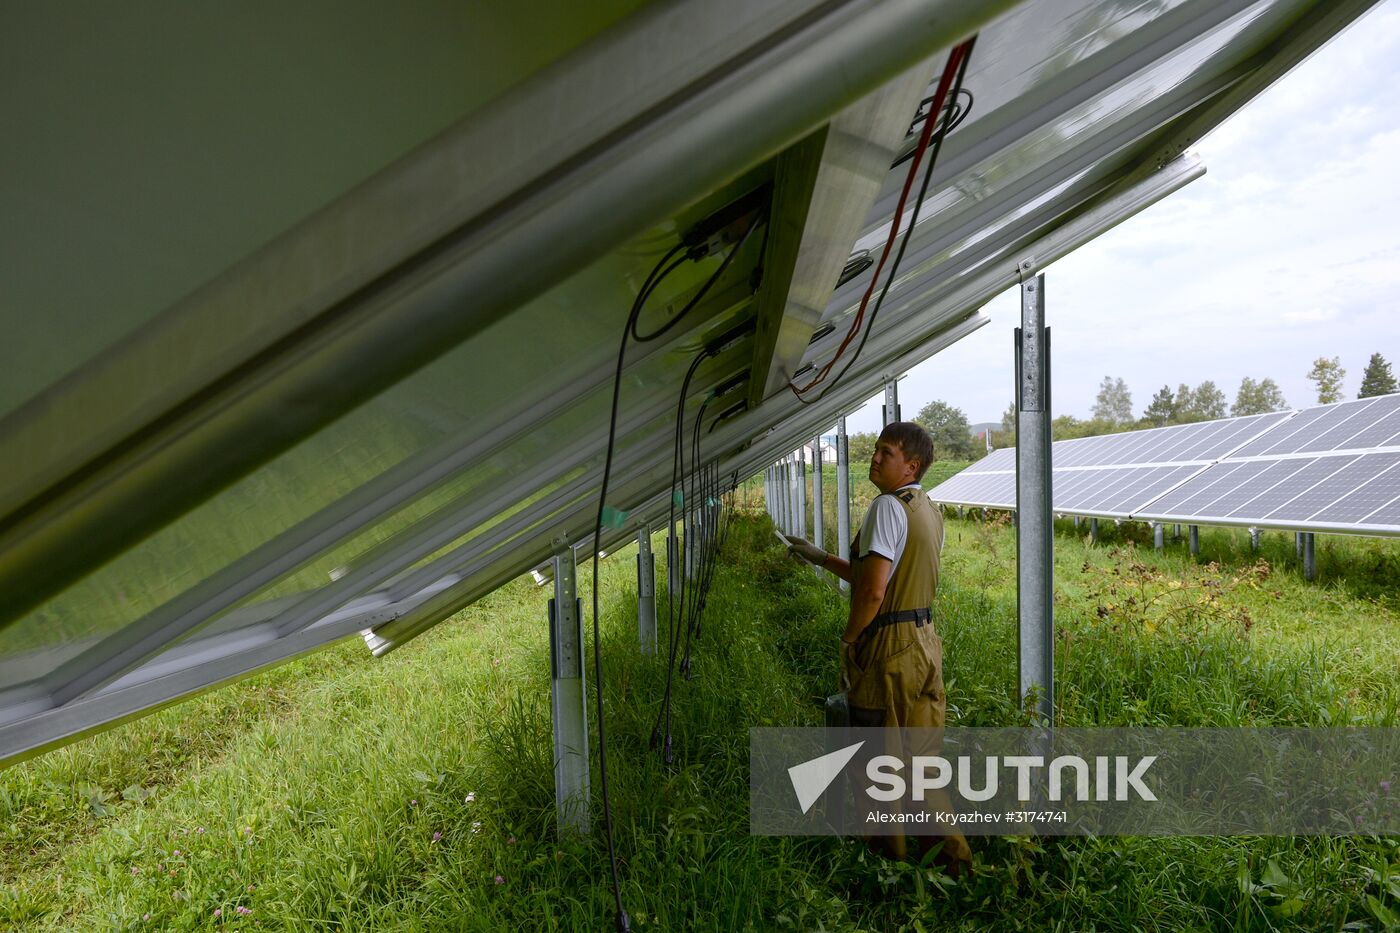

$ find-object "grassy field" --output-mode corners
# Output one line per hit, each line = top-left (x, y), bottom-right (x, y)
(2, 499), (1398, 930)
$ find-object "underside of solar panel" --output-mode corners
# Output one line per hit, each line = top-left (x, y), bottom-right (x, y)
(0, 0), (1380, 766)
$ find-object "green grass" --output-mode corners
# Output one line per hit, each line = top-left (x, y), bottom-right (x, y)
(2, 509), (1398, 931)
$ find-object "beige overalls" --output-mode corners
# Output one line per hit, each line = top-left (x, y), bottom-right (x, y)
(844, 487), (972, 867)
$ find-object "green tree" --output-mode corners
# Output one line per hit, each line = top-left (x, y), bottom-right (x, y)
(1358, 353), (1398, 398)
(1092, 376), (1133, 425)
(1142, 385), (1176, 426)
(1232, 376), (1288, 416)
(913, 400), (977, 460)
(847, 431), (878, 467)
(1192, 380), (1228, 421)
(1172, 381), (1228, 423)
(1305, 356), (1346, 404)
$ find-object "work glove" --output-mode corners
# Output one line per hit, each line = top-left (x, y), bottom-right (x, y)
(784, 534), (827, 566)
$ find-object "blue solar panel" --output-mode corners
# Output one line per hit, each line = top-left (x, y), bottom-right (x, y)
(1299, 394), (1400, 453)
(1343, 406), (1400, 450)
(1224, 455), (1359, 520)
(1264, 453), (1400, 522)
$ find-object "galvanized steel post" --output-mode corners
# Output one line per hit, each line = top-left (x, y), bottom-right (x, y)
(637, 526), (656, 656)
(1015, 271), (1053, 725)
(1089, 517), (1099, 543)
(811, 436), (824, 553)
(796, 446), (808, 540)
(548, 542), (589, 836)
(883, 379), (901, 426)
(1303, 532), (1316, 581)
(1250, 526), (1261, 551)
(836, 418), (851, 593)
(1153, 522), (1163, 551)
(1189, 524), (1199, 557)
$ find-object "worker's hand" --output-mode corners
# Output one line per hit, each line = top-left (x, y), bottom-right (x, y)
(784, 535), (827, 566)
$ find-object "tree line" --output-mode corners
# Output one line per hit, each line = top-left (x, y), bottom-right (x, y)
(842, 352), (1396, 463)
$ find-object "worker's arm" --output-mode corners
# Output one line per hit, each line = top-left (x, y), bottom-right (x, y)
(820, 553), (853, 584)
(842, 553), (891, 644)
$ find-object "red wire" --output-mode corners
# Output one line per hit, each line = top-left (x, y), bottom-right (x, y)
(791, 40), (970, 396)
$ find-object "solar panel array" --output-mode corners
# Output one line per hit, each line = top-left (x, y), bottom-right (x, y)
(928, 394), (1400, 536)
(1, 0), (1373, 766)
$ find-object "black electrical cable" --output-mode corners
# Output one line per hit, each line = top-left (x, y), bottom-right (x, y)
(591, 207), (761, 932)
(796, 36), (976, 407)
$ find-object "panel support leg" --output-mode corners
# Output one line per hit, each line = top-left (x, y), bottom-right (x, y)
(811, 436), (824, 554)
(795, 446), (808, 540)
(1295, 531), (1303, 559)
(1303, 532), (1316, 581)
(1089, 517), (1099, 544)
(1249, 527), (1260, 551)
(637, 526), (656, 656)
(883, 379), (901, 426)
(1015, 271), (1053, 725)
(836, 417), (851, 594)
(1189, 524), (1199, 557)
(1153, 522), (1163, 551)
(549, 543), (589, 836)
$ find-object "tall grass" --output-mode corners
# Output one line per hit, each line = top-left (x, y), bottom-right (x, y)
(2, 510), (1397, 931)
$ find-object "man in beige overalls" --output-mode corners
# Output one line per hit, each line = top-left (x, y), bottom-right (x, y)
(786, 422), (972, 872)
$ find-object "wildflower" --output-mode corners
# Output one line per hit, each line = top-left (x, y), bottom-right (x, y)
(1382, 780), (1392, 794)
(247, 885), (256, 892)
(195, 827), (205, 835)
(143, 914), (150, 921)
(244, 826), (254, 834)
(214, 908), (222, 918)
(471, 821), (482, 833)
(130, 865), (140, 875)
(236, 906), (253, 916)
(465, 792), (476, 803)
(494, 874), (505, 885)
(507, 836), (517, 845)
(432, 831), (443, 843)
(410, 799), (418, 807)
(173, 850), (181, 857)
(170, 870), (178, 877)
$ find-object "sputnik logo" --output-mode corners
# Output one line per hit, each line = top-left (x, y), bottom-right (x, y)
(788, 741), (864, 814)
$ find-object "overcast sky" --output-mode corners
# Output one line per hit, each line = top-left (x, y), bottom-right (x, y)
(843, 0), (1400, 435)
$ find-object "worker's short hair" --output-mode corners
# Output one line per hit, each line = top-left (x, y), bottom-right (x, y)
(879, 422), (935, 482)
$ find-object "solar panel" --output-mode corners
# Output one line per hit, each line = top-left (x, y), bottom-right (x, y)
(1262, 453), (1400, 522)
(1, 0), (1375, 767)
(1222, 455), (1360, 520)
(929, 392), (1400, 537)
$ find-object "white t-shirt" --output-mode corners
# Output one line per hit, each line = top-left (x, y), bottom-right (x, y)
(855, 483), (919, 576)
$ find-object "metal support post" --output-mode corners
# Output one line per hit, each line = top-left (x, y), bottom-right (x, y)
(958, 506), (965, 519)
(775, 458), (786, 534)
(667, 520), (680, 597)
(1295, 531), (1303, 558)
(548, 542), (589, 836)
(882, 379), (901, 426)
(764, 467), (772, 520)
(1089, 518), (1099, 543)
(1174, 523), (1181, 540)
(1189, 525), (1200, 557)
(1153, 522), (1163, 551)
(836, 417), (851, 593)
(788, 455), (800, 537)
(637, 526), (656, 656)
(1073, 515), (1079, 529)
(1303, 532), (1316, 581)
(811, 436), (824, 552)
(1015, 271), (1053, 725)
(1250, 527), (1260, 551)
(795, 446), (808, 540)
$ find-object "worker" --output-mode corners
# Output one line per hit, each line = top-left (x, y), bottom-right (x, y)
(784, 421), (972, 872)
